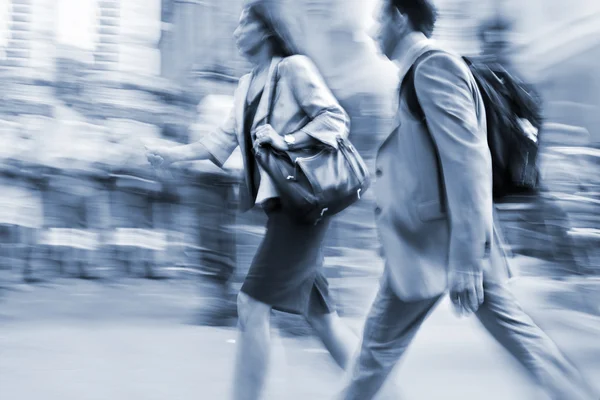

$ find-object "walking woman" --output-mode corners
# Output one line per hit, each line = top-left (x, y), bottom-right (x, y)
(146, 4), (357, 399)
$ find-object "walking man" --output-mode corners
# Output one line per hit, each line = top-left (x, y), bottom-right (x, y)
(339, 1), (596, 399)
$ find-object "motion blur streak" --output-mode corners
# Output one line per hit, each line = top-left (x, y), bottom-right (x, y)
(0, 1), (598, 399)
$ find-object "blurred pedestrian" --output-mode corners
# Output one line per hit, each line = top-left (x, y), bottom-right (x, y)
(0, 119), (44, 282)
(146, 4), (358, 399)
(338, 1), (596, 399)
(477, 17), (583, 274)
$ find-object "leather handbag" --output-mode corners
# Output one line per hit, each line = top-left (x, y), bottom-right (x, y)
(253, 60), (370, 224)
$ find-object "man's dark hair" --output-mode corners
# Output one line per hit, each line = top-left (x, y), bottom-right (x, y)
(389, 0), (438, 38)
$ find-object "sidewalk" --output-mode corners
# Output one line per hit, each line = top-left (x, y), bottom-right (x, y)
(1, 258), (599, 400)
(1, 288), (599, 400)
(1, 304), (598, 400)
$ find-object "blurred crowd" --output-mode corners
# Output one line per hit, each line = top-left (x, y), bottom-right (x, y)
(0, 3), (599, 400)
(0, 96), (237, 281)
(0, 0), (599, 321)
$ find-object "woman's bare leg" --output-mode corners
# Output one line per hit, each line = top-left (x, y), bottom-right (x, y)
(307, 311), (359, 369)
(232, 292), (273, 400)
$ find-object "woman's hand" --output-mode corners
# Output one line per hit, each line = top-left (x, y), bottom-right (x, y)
(145, 146), (176, 168)
(254, 124), (288, 151)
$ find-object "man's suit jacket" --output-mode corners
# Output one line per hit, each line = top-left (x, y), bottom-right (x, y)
(199, 55), (350, 212)
(374, 41), (505, 301)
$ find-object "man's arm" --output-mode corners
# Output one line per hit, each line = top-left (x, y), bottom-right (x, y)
(414, 53), (492, 277)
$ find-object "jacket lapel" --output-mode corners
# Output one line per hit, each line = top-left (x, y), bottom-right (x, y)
(252, 56), (282, 132)
(235, 75), (251, 152)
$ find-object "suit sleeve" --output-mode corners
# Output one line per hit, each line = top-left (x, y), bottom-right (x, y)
(414, 53), (492, 275)
(198, 79), (244, 167)
(282, 55), (350, 148)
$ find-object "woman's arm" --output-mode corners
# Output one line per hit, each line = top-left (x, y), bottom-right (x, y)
(161, 140), (216, 164)
(282, 55), (350, 149)
(282, 130), (318, 150)
(148, 84), (243, 168)
(148, 119), (237, 168)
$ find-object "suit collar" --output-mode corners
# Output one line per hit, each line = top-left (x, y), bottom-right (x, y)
(393, 37), (434, 84)
(380, 38), (435, 143)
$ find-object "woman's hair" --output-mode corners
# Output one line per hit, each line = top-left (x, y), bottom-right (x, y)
(245, 4), (296, 57)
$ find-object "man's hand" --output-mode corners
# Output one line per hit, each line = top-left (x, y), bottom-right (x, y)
(145, 146), (176, 168)
(448, 269), (484, 316)
(254, 124), (288, 151)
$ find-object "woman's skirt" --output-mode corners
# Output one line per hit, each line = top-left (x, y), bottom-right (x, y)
(240, 199), (335, 316)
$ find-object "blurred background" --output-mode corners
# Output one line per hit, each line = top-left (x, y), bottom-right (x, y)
(0, 0), (599, 399)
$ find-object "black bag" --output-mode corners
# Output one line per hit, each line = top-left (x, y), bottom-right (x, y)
(253, 61), (370, 224)
(403, 50), (543, 200)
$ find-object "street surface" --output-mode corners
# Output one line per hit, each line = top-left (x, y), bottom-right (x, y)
(1, 263), (599, 400)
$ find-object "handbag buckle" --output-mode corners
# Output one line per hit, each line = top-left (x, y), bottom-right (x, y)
(314, 208), (329, 226)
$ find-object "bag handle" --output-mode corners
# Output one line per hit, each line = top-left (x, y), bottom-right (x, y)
(253, 59), (287, 158)
(400, 49), (447, 213)
(400, 49), (441, 120)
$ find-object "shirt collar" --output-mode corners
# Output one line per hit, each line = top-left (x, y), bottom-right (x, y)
(392, 34), (434, 80)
